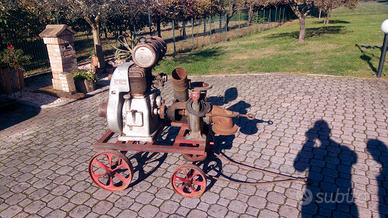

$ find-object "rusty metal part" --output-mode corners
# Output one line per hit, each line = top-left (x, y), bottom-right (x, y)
(128, 65), (153, 95)
(171, 164), (207, 198)
(88, 150), (134, 191)
(207, 106), (240, 118)
(186, 98), (204, 140)
(212, 116), (239, 135)
(98, 100), (108, 118)
(132, 36), (167, 68)
(190, 82), (212, 101)
(166, 101), (186, 121)
(186, 99), (211, 117)
(93, 122), (207, 156)
(207, 106), (256, 120)
(207, 106), (239, 135)
(171, 68), (189, 102)
(159, 102), (167, 120)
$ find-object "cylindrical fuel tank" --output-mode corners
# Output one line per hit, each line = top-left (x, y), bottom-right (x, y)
(132, 36), (167, 69)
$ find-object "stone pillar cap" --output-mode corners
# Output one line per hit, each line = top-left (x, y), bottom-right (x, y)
(39, 24), (76, 38)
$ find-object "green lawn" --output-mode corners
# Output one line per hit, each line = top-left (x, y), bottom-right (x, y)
(156, 1), (388, 77)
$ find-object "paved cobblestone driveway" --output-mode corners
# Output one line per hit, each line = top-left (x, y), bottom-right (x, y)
(0, 74), (387, 218)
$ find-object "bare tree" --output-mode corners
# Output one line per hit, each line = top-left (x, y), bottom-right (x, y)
(315, 0), (358, 24)
(288, 0), (313, 43)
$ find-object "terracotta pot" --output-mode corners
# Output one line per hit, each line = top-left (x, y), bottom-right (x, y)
(0, 67), (24, 95)
(91, 55), (99, 69)
(74, 78), (95, 93)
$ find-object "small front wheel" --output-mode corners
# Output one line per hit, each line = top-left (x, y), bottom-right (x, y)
(171, 164), (207, 198)
(88, 151), (133, 191)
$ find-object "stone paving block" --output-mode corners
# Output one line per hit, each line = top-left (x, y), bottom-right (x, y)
(0, 205), (22, 217)
(69, 205), (92, 218)
(92, 200), (113, 215)
(139, 205), (159, 218)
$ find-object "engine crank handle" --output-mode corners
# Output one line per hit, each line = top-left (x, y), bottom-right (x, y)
(238, 113), (256, 120)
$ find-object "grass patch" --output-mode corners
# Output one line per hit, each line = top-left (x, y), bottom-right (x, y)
(156, 1), (388, 77)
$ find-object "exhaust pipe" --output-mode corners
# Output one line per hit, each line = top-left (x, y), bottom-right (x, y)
(171, 68), (189, 102)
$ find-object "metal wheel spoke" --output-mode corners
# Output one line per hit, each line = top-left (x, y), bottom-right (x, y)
(175, 176), (187, 182)
(116, 160), (128, 170)
(106, 153), (113, 167)
(114, 172), (128, 183)
(106, 176), (114, 187)
(93, 159), (109, 171)
(95, 172), (108, 178)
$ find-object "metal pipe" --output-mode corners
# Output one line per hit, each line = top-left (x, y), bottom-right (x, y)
(377, 33), (388, 78)
(187, 90), (203, 140)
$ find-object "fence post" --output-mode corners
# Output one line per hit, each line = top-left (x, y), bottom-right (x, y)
(224, 14), (228, 32)
(268, 8), (271, 23)
(172, 20), (176, 57)
(209, 16), (212, 35)
(191, 18), (195, 48)
(203, 16), (207, 35)
(275, 7), (278, 23)
(148, 11), (152, 35)
(219, 13), (222, 30)
(263, 8), (266, 24)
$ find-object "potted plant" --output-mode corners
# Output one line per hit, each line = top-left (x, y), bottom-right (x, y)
(0, 44), (31, 95)
(73, 69), (96, 93)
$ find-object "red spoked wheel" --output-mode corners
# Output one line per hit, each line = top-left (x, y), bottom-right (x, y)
(171, 164), (207, 198)
(182, 153), (207, 162)
(88, 151), (133, 192)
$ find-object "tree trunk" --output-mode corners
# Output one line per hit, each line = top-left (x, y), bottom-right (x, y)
(203, 16), (207, 34)
(268, 8), (271, 23)
(225, 14), (230, 32)
(191, 18), (195, 47)
(91, 24), (105, 68)
(248, 5), (254, 25)
(275, 7), (278, 22)
(298, 16), (306, 43)
(182, 21), (186, 39)
(148, 12), (152, 35)
(172, 20), (176, 57)
(319, 9), (322, 20)
(209, 16), (212, 35)
(156, 17), (162, 37)
(219, 13), (222, 29)
(325, 10), (331, 25)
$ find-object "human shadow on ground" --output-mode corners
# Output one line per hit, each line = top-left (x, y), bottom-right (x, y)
(355, 44), (381, 74)
(293, 120), (359, 217)
(267, 26), (346, 40)
(367, 139), (388, 216)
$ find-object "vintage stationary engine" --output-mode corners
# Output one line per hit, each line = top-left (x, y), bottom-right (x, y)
(92, 36), (258, 196)
(104, 37), (167, 142)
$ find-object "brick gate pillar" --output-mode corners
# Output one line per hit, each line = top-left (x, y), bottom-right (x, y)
(39, 24), (77, 93)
